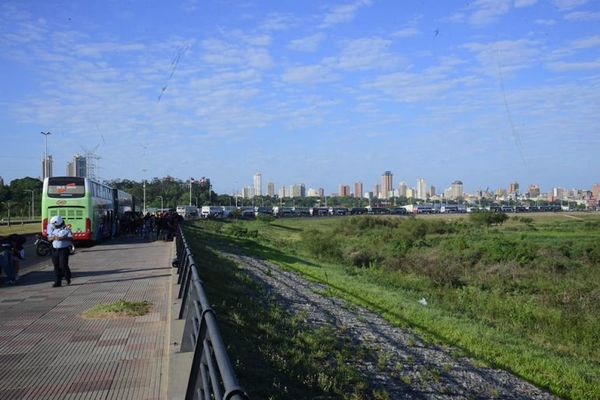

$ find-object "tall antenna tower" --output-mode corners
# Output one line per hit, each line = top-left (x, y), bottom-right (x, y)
(80, 144), (101, 180)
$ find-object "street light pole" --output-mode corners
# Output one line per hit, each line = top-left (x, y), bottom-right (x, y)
(40, 131), (51, 179)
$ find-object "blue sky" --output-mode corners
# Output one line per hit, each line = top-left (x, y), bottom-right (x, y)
(1, 0), (599, 194)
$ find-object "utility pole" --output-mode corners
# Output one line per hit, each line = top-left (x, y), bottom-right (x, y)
(40, 131), (51, 179)
(189, 178), (194, 206)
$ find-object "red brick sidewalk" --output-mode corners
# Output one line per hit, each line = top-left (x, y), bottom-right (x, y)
(0, 239), (173, 400)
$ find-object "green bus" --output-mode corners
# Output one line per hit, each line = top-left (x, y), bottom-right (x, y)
(41, 177), (134, 242)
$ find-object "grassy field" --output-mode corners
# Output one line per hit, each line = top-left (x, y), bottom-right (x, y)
(190, 213), (600, 400)
(0, 222), (41, 236)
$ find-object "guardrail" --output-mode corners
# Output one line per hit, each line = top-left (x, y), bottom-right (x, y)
(174, 225), (249, 400)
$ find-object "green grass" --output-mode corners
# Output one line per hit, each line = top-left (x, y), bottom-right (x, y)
(0, 222), (41, 236)
(189, 214), (600, 400)
(182, 225), (376, 399)
(82, 300), (152, 319)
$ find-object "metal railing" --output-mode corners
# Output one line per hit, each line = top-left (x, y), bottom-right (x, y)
(175, 226), (249, 400)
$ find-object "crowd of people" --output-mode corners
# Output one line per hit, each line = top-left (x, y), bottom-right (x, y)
(118, 211), (183, 241)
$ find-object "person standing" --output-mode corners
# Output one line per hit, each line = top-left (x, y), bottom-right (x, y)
(47, 215), (73, 287)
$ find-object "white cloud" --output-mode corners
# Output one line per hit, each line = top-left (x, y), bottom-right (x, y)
(320, 0), (372, 28)
(571, 35), (600, 49)
(281, 64), (337, 84)
(260, 13), (299, 31)
(469, 0), (511, 26)
(201, 39), (273, 69)
(554, 0), (588, 10)
(514, 0), (537, 7)
(564, 11), (600, 21)
(546, 58), (600, 71)
(391, 27), (420, 38)
(288, 33), (326, 52)
(336, 37), (399, 70)
(443, 12), (466, 23)
(464, 39), (540, 75)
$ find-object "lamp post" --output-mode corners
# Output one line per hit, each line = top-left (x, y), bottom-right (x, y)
(157, 196), (164, 211)
(40, 131), (51, 179)
(142, 169), (147, 214)
(189, 178), (194, 206)
(24, 190), (34, 220)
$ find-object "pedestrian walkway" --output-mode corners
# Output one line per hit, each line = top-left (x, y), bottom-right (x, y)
(0, 238), (173, 400)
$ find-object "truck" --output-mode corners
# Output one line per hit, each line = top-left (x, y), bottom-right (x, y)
(201, 206), (223, 219)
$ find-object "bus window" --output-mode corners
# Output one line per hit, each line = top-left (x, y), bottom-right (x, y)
(47, 177), (85, 198)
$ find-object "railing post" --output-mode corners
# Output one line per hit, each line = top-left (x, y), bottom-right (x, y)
(175, 225), (249, 400)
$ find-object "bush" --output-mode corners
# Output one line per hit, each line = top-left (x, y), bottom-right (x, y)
(300, 229), (342, 260)
(470, 211), (509, 227)
(256, 214), (275, 223)
(343, 247), (377, 268)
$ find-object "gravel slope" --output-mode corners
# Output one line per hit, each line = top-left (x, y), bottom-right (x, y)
(219, 243), (559, 400)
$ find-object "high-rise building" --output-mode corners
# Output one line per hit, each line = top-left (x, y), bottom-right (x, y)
(429, 185), (436, 197)
(354, 182), (363, 199)
(450, 180), (464, 200)
(406, 187), (414, 198)
(67, 154), (87, 177)
(41, 155), (53, 180)
(243, 186), (255, 199)
(373, 184), (381, 199)
(381, 171), (393, 199)
(508, 181), (520, 194)
(290, 184), (305, 197)
(339, 184), (351, 197)
(398, 181), (407, 197)
(318, 188), (325, 197)
(591, 183), (600, 199)
(253, 172), (262, 197)
(552, 187), (565, 201)
(278, 186), (287, 198)
(528, 184), (541, 198)
(307, 188), (319, 197)
(417, 178), (427, 200)
(267, 182), (275, 197)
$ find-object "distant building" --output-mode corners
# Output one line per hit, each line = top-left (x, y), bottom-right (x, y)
(267, 182), (275, 197)
(41, 155), (53, 180)
(0, 176), (3, 187)
(278, 186), (287, 198)
(290, 183), (305, 197)
(307, 188), (320, 197)
(243, 186), (255, 199)
(373, 184), (381, 199)
(381, 171), (393, 200)
(66, 154), (87, 177)
(450, 180), (464, 200)
(528, 184), (541, 198)
(592, 183), (600, 200)
(318, 188), (325, 197)
(417, 178), (427, 200)
(508, 182), (519, 194)
(406, 187), (414, 198)
(253, 172), (262, 197)
(552, 187), (565, 201)
(339, 184), (351, 197)
(429, 185), (436, 197)
(354, 182), (363, 199)
(398, 181), (407, 197)
(496, 188), (507, 197)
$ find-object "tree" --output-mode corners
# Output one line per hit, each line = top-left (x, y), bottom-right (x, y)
(470, 211), (509, 227)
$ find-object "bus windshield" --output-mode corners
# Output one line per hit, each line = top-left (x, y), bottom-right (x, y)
(48, 177), (85, 198)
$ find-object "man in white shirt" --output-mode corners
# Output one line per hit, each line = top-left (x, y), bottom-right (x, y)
(47, 215), (73, 287)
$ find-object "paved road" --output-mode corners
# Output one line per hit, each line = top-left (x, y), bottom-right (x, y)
(0, 238), (173, 400)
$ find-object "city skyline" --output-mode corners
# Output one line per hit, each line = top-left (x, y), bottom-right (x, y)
(1, 1), (599, 192)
